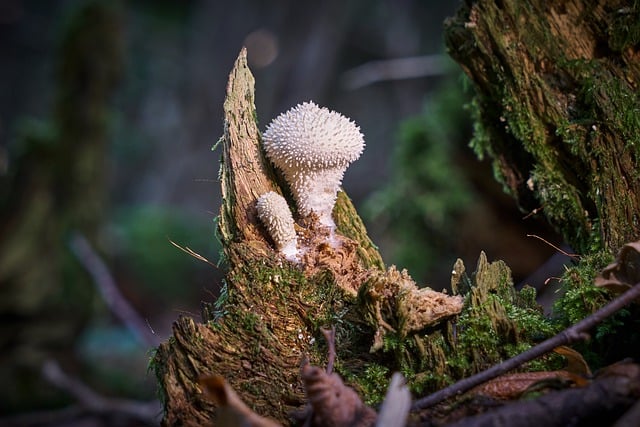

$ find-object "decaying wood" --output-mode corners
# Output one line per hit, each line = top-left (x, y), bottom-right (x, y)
(441, 361), (640, 427)
(153, 49), (464, 425)
(444, 0), (640, 254)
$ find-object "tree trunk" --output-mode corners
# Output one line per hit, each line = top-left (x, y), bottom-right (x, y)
(444, 0), (640, 254)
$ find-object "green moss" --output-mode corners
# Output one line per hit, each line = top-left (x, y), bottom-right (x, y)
(447, 1), (640, 256)
(368, 253), (562, 395)
(339, 363), (390, 407)
(549, 250), (640, 368)
(553, 252), (613, 325)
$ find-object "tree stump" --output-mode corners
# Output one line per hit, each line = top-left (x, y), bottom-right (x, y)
(444, 0), (640, 254)
(153, 48), (564, 425)
(153, 49), (391, 426)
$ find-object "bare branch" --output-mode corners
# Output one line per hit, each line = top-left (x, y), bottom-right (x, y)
(412, 282), (640, 411)
(41, 359), (161, 425)
(68, 232), (160, 348)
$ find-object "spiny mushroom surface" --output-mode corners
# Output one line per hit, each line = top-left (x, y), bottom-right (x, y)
(256, 191), (299, 261)
(262, 101), (365, 230)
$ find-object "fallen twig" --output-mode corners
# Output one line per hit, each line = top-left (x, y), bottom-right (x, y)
(443, 362), (640, 427)
(69, 232), (160, 348)
(41, 359), (161, 425)
(412, 282), (640, 411)
(526, 234), (579, 259)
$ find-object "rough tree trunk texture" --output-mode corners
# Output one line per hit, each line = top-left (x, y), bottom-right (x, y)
(153, 49), (563, 426)
(444, 0), (640, 254)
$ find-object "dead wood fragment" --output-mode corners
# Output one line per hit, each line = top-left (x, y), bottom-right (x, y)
(441, 361), (640, 427)
(361, 266), (463, 351)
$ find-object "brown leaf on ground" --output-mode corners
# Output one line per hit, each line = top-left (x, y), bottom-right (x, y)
(301, 362), (377, 427)
(595, 241), (640, 294)
(468, 370), (582, 401)
(198, 375), (282, 427)
(443, 361), (640, 427)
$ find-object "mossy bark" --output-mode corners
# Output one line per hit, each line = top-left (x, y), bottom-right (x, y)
(444, 0), (640, 254)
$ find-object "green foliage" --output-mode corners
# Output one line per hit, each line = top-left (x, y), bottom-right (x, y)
(553, 252), (613, 326)
(365, 77), (475, 280)
(550, 250), (640, 368)
(607, 1), (640, 52)
(361, 364), (390, 406)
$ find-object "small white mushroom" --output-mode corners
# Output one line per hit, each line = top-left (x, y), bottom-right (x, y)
(262, 101), (365, 230)
(256, 191), (298, 261)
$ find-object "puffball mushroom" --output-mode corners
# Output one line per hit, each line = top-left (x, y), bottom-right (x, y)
(262, 101), (365, 229)
(256, 191), (298, 261)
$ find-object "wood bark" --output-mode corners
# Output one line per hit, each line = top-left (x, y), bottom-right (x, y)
(444, 0), (640, 254)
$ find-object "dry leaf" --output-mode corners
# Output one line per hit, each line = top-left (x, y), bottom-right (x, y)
(553, 346), (592, 377)
(198, 375), (282, 427)
(301, 363), (377, 427)
(595, 241), (640, 294)
(469, 371), (581, 400)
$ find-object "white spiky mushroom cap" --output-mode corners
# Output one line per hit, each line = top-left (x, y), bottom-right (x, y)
(262, 101), (365, 228)
(256, 191), (298, 261)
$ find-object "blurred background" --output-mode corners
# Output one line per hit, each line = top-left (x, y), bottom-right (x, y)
(0, 0), (560, 425)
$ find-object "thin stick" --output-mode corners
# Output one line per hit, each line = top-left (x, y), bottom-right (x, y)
(68, 232), (160, 348)
(412, 282), (640, 411)
(526, 234), (579, 259)
(169, 238), (219, 269)
(41, 359), (161, 425)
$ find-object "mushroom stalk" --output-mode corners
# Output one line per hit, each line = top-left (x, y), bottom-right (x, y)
(289, 168), (346, 229)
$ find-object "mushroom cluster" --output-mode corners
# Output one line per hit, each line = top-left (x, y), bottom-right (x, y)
(262, 101), (365, 230)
